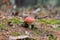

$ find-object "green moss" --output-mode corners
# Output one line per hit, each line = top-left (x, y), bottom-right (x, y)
(11, 32), (20, 36)
(48, 35), (57, 40)
(12, 18), (23, 24)
(33, 26), (38, 30)
(0, 24), (8, 31)
(0, 24), (3, 27)
(0, 24), (3, 30)
(40, 19), (60, 24)
(36, 31), (41, 35)
(40, 19), (46, 22)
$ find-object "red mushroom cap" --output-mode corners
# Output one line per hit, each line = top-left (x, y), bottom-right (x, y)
(7, 5), (12, 9)
(24, 17), (35, 23)
(5, 0), (9, 3)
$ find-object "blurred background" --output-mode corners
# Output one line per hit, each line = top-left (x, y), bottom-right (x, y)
(11, 0), (60, 7)
(0, 0), (60, 8)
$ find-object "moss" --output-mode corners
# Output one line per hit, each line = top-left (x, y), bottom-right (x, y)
(33, 26), (38, 30)
(11, 32), (20, 36)
(12, 18), (23, 24)
(36, 31), (41, 35)
(0, 24), (3, 30)
(40, 19), (60, 24)
(48, 35), (57, 40)
(0, 24), (8, 31)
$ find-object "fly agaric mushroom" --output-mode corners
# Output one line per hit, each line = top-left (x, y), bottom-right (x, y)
(7, 5), (12, 9)
(22, 17), (35, 29)
(5, 0), (9, 3)
(24, 17), (35, 23)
